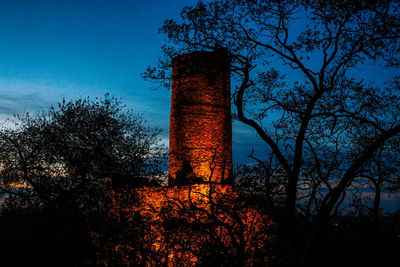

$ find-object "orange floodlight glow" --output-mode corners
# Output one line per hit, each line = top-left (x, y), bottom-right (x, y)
(95, 51), (272, 266)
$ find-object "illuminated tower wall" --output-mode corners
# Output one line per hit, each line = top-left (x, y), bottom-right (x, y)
(169, 50), (232, 185)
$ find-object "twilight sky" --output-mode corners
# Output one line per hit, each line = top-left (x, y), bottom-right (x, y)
(0, 0), (268, 163)
(0, 0), (397, 164)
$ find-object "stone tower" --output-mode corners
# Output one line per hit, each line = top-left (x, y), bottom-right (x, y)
(169, 50), (232, 185)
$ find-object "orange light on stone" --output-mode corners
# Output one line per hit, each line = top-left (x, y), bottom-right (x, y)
(92, 50), (273, 266)
(169, 50), (232, 185)
(104, 184), (272, 266)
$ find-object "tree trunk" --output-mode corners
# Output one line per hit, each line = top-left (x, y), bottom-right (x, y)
(286, 176), (299, 267)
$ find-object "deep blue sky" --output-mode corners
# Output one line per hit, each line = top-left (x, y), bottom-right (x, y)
(0, 0), (188, 125)
(0, 0), (397, 164)
(0, 0), (266, 162)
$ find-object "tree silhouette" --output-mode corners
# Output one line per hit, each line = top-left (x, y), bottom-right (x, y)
(0, 94), (165, 266)
(0, 94), (164, 210)
(143, 1), (400, 266)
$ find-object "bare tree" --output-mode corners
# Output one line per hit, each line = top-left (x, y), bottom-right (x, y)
(143, 1), (400, 266)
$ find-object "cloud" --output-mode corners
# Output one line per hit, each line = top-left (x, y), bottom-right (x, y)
(0, 77), (96, 120)
(0, 93), (46, 116)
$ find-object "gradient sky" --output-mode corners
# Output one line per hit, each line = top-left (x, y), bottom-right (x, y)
(0, 0), (268, 163)
(0, 0), (397, 164)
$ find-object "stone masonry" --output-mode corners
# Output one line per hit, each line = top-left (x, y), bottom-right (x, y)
(169, 50), (232, 185)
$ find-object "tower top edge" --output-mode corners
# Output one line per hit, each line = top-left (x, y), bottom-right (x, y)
(172, 49), (231, 65)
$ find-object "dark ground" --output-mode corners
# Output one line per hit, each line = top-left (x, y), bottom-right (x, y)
(0, 204), (399, 267)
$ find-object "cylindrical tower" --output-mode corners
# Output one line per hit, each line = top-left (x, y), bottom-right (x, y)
(169, 50), (232, 185)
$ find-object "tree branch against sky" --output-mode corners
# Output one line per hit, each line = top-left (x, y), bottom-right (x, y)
(144, 1), (400, 266)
